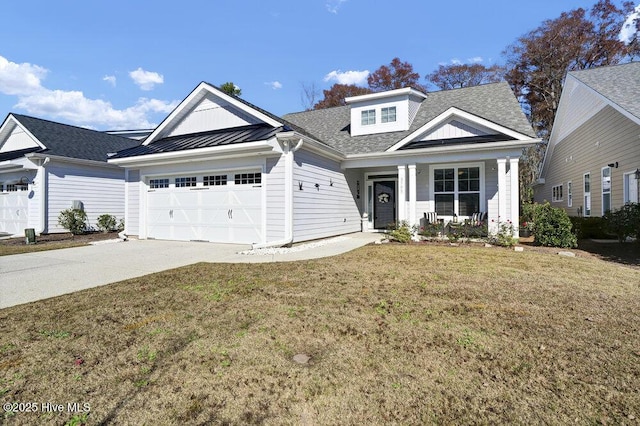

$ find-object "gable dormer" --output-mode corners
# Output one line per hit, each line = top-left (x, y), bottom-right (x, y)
(345, 88), (427, 137)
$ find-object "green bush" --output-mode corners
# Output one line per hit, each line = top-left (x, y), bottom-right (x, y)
(529, 202), (577, 248)
(96, 214), (117, 233)
(569, 216), (611, 239)
(603, 203), (640, 242)
(58, 208), (88, 235)
(388, 221), (413, 243)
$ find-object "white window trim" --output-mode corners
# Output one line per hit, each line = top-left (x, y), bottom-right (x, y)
(583, 172), (591, 217)
(567, 181), (572, 208)
(428, 162), (485, 219)
(623, 170), (639, 204)
(551, 184), (563, 202)
(601, 166), (612, 215)
(381, 106), (397, 123)
(361, 109), (376, 126)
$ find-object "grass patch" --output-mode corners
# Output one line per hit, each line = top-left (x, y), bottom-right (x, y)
(0, 245), (639, 424)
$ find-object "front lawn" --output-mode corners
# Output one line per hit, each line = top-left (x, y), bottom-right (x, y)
(1, 244), (639, 424)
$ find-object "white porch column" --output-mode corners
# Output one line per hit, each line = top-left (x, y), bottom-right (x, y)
(408, 164), (417, 226)
(397, 165), (406, 223)
(496, 158), (507, 234)
(510, 158), (520, 237)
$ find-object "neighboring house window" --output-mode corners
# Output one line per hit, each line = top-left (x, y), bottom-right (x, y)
(381, 107), (396, 123)
(602, 167), (611, 214)
(149, 179), (169, 189)
(175, 177), (197, 188)
(204, 175), (227, 186)
(567, 181), (572, 208)
(623, 171), (639, 203)
(361, 109), (376, 125)
(433, 166), (480, 216)
(583, 173), (591, 216)
(235, 173), (261, 185)
(552, 184), (563, 202)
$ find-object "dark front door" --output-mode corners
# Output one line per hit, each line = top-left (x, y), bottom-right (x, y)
(374, 181), (396, 229)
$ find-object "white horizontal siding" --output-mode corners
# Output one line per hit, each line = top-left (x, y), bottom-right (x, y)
(292, 149), (360, 242)
(421, 120), (489, 141)
(0, 125), (39, 153)
(46, 162), (126, 233)
(266, 156), (286, 241)
(126, 169), (140, 235)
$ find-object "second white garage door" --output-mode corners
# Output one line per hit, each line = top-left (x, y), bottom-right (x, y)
(146, 172), (262, 244)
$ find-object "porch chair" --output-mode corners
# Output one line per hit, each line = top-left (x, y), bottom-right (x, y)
(467, 212), (486, 226)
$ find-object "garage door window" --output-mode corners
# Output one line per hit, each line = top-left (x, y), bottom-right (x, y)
(149, 179), (169, 189)
(175, 177), (197, 187)
(204, 175), (227, 186)
(234, 173), (261, 185)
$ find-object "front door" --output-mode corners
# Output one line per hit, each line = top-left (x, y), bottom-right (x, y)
(374, 181), (396, 229)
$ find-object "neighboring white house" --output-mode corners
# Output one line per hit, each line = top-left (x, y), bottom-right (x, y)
(109, 81), (538, 246)
(535, 62), (640, 216)
(0, 114), (140, 236)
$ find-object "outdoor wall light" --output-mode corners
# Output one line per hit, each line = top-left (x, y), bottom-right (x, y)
(298, 181), (303, 190)
(315, 183), (320, 190)
(607, 162), (618, 168)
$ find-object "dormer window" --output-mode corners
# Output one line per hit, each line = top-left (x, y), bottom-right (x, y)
(381, 107), (396, 123)
(361, 109), (376, 126)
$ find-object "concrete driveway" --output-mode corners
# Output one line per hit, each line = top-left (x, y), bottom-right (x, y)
(0, 233), (381, 309)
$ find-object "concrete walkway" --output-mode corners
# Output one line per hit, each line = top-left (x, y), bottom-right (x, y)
(0, 233), (382, 309)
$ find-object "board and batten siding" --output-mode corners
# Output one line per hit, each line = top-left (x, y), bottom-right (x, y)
(536, 105), (640, 216)
(46, 162), (126, 233)
(292, 149), (360, 242)
(126, 169), (141, 236)
(265, 156), (286, 242)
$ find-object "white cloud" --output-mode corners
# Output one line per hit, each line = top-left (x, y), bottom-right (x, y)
(326, 0), (347, 14)
(129, 67), (164, 91)
(450, 58), (463, 65)
(103, 75), (116, 87)
(0, 56), (48, 96)
(265, 81), (282, 90)
(619, 4), (640, 44)
(323, 69), (369, 85)
(468, 56), (483, 63)
(0, 55), (178, 129)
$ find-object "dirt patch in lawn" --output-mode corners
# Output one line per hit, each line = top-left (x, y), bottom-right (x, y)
(1, 244), (639, 425)
(0, 232), (120, 256)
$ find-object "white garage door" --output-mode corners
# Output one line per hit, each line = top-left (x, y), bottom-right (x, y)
(146, 172), (262, 244)
(0, 185), (29, 236)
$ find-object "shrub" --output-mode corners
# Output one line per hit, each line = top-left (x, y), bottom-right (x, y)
(96, 214), (117, 233)
(602, 203), (640, 242)
(58, 208), (88, 235)
(388, 221), (413, 243)
(117, 218), (125, 232)
(529, 202), (577, 248)
(569, 216), (611, 239)
(491, 220), (517, 247)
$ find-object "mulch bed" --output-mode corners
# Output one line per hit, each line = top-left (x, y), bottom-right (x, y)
(0, 231), (120, 246)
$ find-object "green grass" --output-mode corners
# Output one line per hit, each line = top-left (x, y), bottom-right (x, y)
(1, 244), (639, 424)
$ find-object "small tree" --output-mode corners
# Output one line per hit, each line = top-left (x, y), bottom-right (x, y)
(58, 208), (88, 235)
(96, 214), (117, 233)
(219, 82), (241, 96)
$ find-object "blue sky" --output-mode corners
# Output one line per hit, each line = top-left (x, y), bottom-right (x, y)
(0, 1), (635, 130)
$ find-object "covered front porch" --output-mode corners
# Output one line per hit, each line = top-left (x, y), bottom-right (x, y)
(347, 156), (521, 238)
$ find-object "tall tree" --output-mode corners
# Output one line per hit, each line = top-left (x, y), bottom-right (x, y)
(426, 63), (505, 90)
(300, 82), (320, 111)
(313, 84), (372, 109)
(367, 57), (426, 92)
(219, 82), (242, 96)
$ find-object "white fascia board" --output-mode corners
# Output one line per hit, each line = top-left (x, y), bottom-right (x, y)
(342, 138), (539, 169)
(108, 140), (277, 167)
(387, 107), (534, 152)
(345, 87), (427, 104)
(0, 162), (29, 172)
(277, 131), (344, 161)
(143, 82), (282, 146)
(26, 153), (122, 169)
(0, 115), (47, 151)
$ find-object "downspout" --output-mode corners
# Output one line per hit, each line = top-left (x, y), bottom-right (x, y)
(251, 138), (303, 249)
(36, 157), (50, 234)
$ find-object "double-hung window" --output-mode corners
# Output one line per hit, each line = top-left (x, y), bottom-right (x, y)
(433, 166), (480, 217)
(552, 184), (563, 202)
(602, 167), (611, 214)
(381, 107), (396, 123)
(583, 173), (591, 216)
(361, 109), (376, 126)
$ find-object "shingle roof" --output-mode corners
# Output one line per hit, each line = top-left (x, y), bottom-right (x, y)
(283, 81), (536, 155)
(9, 114), (141, 162)
(111, 123), (283, 159)
(569, 62), (640, 120)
